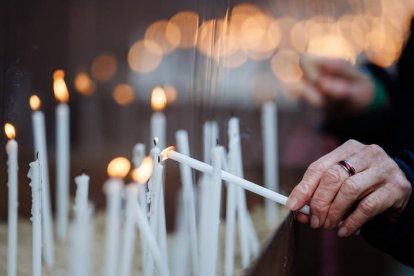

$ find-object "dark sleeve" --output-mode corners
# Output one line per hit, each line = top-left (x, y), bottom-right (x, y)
(360, 150), (414, 267)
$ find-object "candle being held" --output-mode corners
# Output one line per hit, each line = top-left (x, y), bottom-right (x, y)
(161, 147), (310, 215)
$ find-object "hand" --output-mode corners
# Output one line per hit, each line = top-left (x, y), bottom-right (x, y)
(300, 56), (375, 113)
(286, 139), (412, 237)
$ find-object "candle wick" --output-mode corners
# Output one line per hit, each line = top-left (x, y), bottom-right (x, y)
(36, 152), (39, 160)
(216, 138), (220, 146)
(158, 156), (161, 163)
(153, 138), (158, 146)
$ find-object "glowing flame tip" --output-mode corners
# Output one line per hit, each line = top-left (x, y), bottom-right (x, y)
(107, 157), (131, 178)
(30, 95), (41, 111)
(132, 156), (154, 183)
(4, 123), (16, 139)
(160, 146), (176, 161)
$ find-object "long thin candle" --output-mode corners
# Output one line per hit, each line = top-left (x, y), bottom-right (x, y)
(175, 130), (199, 275)
(56, 102), (70, 241)
(103, 179), (123, 276)
(5, 123), (18, 276)
(134, 201), (170, 276)
(163, 150), (310, 215)
(30, 95), (54, 266)
(71, 174), (90, 276)
(261, 101), (278, 228)
(28, 160), (41, 276)
(120, 185), (139, 276)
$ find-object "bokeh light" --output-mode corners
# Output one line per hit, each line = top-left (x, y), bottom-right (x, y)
(163, 85), (178, 104)
(91, 53), (117, 82)
(112, 84), (135, 105)
(144, 20), (181, 54)
(271, 49), (303, 84)
(170, 11), (199, 48)
(74, 71), (96, 96)
(128, 39), (163, 74)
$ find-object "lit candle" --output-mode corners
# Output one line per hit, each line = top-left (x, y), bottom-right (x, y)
(28, 160), (41, 276)
(29, 95), (54, 266)
(150, 87), (167, 150)
(261, 101), (279, 228)
(54, 69), (71, 242)
(175, 130), (199, 275)
(104, 157), (130, 276)
(160, 148), (310, 215)
(5, 123), (18, 276)
(71, 173), (90, 276)
(121, 156), (153, 276)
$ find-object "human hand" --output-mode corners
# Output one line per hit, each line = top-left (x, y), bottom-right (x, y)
(300, 55), (375, 113)
(286, 139), (412, 237)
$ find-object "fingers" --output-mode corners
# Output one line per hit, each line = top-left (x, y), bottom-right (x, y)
(310, 146), (382, 228)
(337, 186), (397, 237)
(287, 139), (365, 212)
(324, 167), (384, 229)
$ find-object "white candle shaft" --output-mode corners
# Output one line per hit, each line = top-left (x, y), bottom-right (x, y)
(167, 150), (310, 215)
(72, 174), (90, 276)
(132, 143), (146, 168)
(56, 103), (70, 241)
(7, 140), (18, 276)
(104, 179), (123, 276)
(150, 112), (166, 150)
(262, 101), (278, 227)
(28, 161), (42, 276)
(205, 146), (223, 276)
(31, 111), (54, 266)
(120, 185), (138, 276)
(175, 130), (199, 274)
(134, 202), (170, 276)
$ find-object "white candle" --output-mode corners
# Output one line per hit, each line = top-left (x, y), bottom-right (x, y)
(54, 70), (70, 242)
(120, 184), (139, 276)
(71, 173), (90, 276)
(203, 146), (224, 276)
(104, 157), (131, 276)
(132, 143), (146, 168)
(175, 130), (199, 275)
(261, 101), (278, 228)
(134, 200), (170, 276)
(150, 87), (167, 150)
(161, 149), (310, 215)
(228, 118), (250, 267)
(5, 123), (18, 276)
(29, 95), (55, 267)
(28, 160), (41, 276)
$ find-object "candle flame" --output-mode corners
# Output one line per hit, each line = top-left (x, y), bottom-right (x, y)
(160, 146), (176, 161)
(131, 156), (154, 183)
(53, 70), (69, 103)
(4, 123), (16, 139)
(30, 95), (41, 111)
(107, 157), (131, 178)
(151, 86), (167, 112)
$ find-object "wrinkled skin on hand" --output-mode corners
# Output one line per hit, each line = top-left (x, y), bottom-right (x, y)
(287, 139), (412, 237)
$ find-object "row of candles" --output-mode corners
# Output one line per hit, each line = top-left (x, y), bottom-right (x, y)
(4, 69), (309, 276)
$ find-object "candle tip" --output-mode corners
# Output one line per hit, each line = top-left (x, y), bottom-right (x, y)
(160, 146), (176, 161)
(153, 137), (159, 146)
(4, 123), (16, 139)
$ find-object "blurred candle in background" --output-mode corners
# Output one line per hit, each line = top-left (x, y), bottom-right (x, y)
(29, 95), (55, 267)
(5, 123), (18, 276)
(54, 69), (71, 242)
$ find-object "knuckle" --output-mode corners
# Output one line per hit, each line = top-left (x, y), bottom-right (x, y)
(344, 139), (361, 148)
(321, 167), (342, 185)
(346, 215), (361, 230)
(310, 197), (328, 214)
(367, 144), (384, 157)
(359, 198), (377, 216)
(308, 161), (324, 175)
(342, 178), (360, 197)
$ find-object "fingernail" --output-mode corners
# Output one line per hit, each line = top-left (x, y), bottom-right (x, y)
(310, 215), (320, 228)
(338, 227), (348, 237)
(286, 197), (298, 210)
(324, 218), (330, 229)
